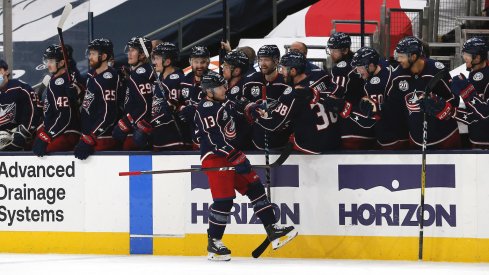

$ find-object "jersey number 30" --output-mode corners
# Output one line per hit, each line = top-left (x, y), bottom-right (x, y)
(311, 103), (337, 130)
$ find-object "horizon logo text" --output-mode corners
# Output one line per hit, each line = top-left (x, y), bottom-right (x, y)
(338, 164), (456, 227)
(190, 165), (300, 225)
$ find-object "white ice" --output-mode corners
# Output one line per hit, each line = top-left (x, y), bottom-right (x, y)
(0, 254), (488, 275)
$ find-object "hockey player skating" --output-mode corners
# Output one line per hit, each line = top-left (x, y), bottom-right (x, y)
(194, 73), (297, 261)
(74, 38), (120, 160)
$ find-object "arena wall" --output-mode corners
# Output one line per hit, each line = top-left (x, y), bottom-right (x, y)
(1, 152), (488, 262)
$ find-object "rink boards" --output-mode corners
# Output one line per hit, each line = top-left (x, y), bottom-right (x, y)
(1, 152), (489, 262)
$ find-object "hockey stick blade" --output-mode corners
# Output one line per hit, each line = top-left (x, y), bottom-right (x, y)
(252, 238), (270, 258)
(425, 69), (447, 95)
(118, 143), (294, 176)
(57, 3), (72, 29)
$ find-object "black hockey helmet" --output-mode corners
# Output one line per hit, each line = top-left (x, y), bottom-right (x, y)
(190, 46), (210, 59)
(125, 36), (152, 55)
(87, 38), (114, 59)
(279, 51), (307, 74)
(395, 36), (423, 57)
(223, 50), (249, 71)
(351, 47), (380, 67)
(327, 32), (351, 49)
(201, 72), (227, 91)
(43, 44), (64, 63)
(152, 42), (179, 62)
(462, 37), (488, 60)
(257, 45), (280, 60)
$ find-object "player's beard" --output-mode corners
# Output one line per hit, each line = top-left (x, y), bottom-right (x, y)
(90, 59), (102, 70)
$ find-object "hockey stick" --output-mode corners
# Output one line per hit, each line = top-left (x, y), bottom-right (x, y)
(418, 68), (447, 261)
(57, 3), (72, 82)
(261, 85), (272, 201)
(219, 0), (227, 75)
(119, 142), (293, 176)
(138, 38), (183, 138)
(252, 236), (270, 258)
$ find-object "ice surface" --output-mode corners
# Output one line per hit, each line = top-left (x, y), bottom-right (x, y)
(0, 254), (488, 275)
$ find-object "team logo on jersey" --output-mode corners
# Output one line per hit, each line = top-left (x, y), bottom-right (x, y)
(182, 88), (190, 98)
(0, 103), (16, 126)
(251, 86), (260, 97)
(82, 90), (95, 114)
(473, 72), (484, 81)
(103, 72), (113, 79)
(230, 86), (240, 95)
(55, 78), (64, 86)
(222, 110), (228, 120)
(370, 77), (380, 85)
(169, 73), (179, 80)
(203, 101), (213, 107)
(152, 97), (164, 117)
(435, 62), (445, 69)
(399, 80), (409, 91)
(136, 67), (146, 74)
(283, 87), (293, 95)
(405, 90), (422, 113)
(337, 61), (347, 68)
(224, 119), (236, 140)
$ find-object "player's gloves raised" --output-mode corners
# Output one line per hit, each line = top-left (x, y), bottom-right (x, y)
(358, 97), (380, 119)
(451, 73), (476, 101)
(32, 131), (51, 157)
(178, 105), (196, 123)
(133, 119), (153, 148)
(322, 95), (352, 118)
(227, 149), (251, 174)
(112, 114), (134, 142)
(418, 95), (453, 120)
(74, 133), (96, 160)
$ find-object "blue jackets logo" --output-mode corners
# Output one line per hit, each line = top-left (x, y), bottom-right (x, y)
(338, 164), (456, 227)
(191, 165), (300, 225)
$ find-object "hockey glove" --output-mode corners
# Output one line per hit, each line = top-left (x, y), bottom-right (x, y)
(178, 105), (196, 123)
(235, 97), (251, 114)
(451, 73), (476, 101)
(112, 114), (134, 142)
(358, 97), (379, 119)
(32, 131), (51, 157)
(227, 150), (251, 174)
(133, 119), (153, 148)
(418, 95), (454, 120)
(74, 133), (96, 160)
(322, 96), (352, 118)
(10, 124), (32, 150)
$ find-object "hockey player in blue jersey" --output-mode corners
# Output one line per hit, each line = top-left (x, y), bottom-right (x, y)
(177, 46), (210, 149)
(74, 38), (120, 160)
(222, 50), (252, 149)
(350, 47), (409, 149)
(244, 51), (340, 153)
(0, 59), (38, 151)
(112, 36), (154, 150)
(194, 73), (297, 261)
(452, 37), (489, 148)
(390, 36), (460, 149)
(243, 45), (292, 150)
(32, 45), (81, 157)
(324, 32), (374, 149)
(152, 42), (184, 108)
(150, 42), (184, 150)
